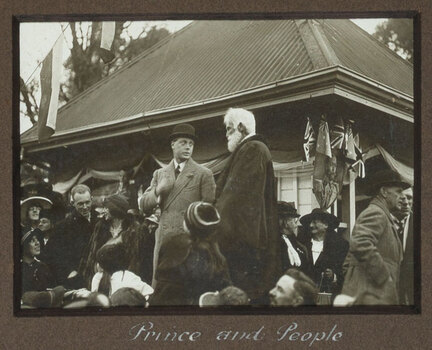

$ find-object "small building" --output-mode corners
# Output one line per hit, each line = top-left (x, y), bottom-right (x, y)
(20, 19), (414, 233)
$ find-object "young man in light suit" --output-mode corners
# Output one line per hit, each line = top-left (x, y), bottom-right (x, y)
(139, 124), (216, 287)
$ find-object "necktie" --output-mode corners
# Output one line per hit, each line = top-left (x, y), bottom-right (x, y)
(397, 219), (405, 243)
(175, 165), (181, 179)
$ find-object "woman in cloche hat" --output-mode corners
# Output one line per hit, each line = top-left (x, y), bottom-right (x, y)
(300, 208), (349, 298)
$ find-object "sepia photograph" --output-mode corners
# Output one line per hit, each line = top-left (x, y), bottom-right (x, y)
(18, 17), (416, 313)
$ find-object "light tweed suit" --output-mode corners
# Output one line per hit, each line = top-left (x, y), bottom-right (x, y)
(139, 158), (216, 286)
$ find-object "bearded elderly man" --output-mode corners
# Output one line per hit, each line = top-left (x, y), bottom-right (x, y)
(342, 169), (411, 305)
(138, 124), (216, 287)
(215, 108), (281, 304)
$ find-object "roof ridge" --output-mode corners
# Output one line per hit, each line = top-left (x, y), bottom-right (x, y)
(307, 19), (341, 66)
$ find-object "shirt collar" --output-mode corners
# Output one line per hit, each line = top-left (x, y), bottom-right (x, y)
(243, 133), (256, 142)
(174, 159), (187, 172)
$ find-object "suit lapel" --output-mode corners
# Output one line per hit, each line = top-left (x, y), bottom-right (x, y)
(164, 159), (196, 209)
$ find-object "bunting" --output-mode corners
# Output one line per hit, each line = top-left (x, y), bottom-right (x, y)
(38, 34), (64, 141)
(100, 22), (116, 64)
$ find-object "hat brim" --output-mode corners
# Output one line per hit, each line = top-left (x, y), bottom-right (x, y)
(199, 291), (221, 307)
(21, 196), (53, 223)
(366, 180), (411, 196)
(300, 211), (340, 230)
(169, 133), (197, 142)
(278, 211), (301, 218)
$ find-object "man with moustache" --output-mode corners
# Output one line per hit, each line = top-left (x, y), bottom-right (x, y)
(342, 169), (411, 305)
(138, 124), (216, 287)
(395, 187), (414, 305)
(215, 108), (281, 304)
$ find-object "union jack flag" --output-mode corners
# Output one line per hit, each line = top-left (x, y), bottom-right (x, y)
(330, 117), (346, 151)
(303, 117), (316, 162)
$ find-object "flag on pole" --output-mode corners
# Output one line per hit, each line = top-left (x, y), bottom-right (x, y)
(344, 120), (357, 162)
(315, 116), (332, 158)
(100, 22), (116, 63)
(313, 115), (340, 209)
(38, 34), (64, 141)
(303, 117), (316, 162)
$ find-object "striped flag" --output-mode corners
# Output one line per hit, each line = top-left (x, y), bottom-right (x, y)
(38, 34), (64, 141)
(316, 116), (332, 158)
(100, 22), (116, 63)
(303, 117), (316, 162)
(344, 120), (357, 162)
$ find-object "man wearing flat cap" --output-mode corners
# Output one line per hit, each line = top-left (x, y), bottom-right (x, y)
(138, 124), (216, 287)
(342, 169), (411, 305)
(278, 202), (309, 273)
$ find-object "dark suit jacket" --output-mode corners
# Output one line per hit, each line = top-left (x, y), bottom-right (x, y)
(304, 231), (349, 294)
(140, 158), (216, 285)
(399, 214), (414, 305)
(43, 209), (98, 287)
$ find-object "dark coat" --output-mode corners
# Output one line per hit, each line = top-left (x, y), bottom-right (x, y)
(399, 214), (414, 305)
(140, 158), (216, 285)
(22, 258), (56, 295)
(43, 209), (98, 287)
(304, 231), (349, 294)
(150, 233), (231, 306)
(342, 197), (403, 305)
(80, 219), (150, 289)
(215, 135), (281, 300)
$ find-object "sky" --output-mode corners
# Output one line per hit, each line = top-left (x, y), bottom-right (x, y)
(19, 19), (386, 134)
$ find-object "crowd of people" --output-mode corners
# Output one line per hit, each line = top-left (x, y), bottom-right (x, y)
(20, 108), (414, 309)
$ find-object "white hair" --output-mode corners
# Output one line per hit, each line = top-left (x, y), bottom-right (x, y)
(224, 108), (256, 134)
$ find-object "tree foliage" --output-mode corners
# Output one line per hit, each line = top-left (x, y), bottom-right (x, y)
(373, 19), (413, 63)
(20, 22), (171, 125)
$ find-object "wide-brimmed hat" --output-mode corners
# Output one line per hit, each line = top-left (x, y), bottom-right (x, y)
(21, 228), (42, 246)
(277, 201), (300, 218)
(169, 123), (197, 142)
(300, 208), (340, 231)
(367, 169), (411, 196)
(21, 196), (52, 222)
(184, 201), (220, 238)
(199, 286), (249, 307)
(104, 193), (129, 217)
(145, 214), (159, 225)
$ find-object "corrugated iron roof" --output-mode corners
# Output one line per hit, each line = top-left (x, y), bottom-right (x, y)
(21, 19), (413, 143)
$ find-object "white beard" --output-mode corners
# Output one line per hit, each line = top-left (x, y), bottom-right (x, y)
(227, 130), (243, 153)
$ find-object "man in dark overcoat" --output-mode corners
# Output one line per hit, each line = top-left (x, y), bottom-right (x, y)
(44, 184), (98, 288)
(342, 169), (411, 305)
(395, 187), (414, 305)
(138, 124), (216, 287)
(215, 107), (281, 303)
